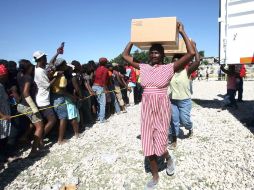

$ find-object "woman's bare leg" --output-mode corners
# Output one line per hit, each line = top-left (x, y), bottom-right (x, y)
(58, 119), (67, 144)
(148, 155), (159, 182)
(71, 119), (79, 138)
(30, 121), (44, 155)
(44, 115), (57, 136)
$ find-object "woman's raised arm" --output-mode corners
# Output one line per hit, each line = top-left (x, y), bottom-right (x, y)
(122, 42), (140, 70)
(174, 23), (195, 72)
(187, 41), (200, 77)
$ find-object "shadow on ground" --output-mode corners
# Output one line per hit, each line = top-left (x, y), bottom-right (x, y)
(192, 97), (254, 134)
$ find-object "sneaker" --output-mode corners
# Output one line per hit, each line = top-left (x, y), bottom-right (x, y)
(166, 154), (175, 176)
(145, 178), (158, 190)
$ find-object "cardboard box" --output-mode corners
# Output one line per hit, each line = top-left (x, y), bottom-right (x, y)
(131, 17), (179, 50)
(164, 39), (189, 56)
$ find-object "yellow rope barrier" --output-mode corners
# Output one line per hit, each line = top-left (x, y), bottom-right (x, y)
(0, 87), (127, 120)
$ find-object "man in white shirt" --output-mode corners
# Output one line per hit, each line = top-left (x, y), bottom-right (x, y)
(33, 51), (57, 136)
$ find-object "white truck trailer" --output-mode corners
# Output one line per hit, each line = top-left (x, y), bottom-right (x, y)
(219, 0), (254, 65)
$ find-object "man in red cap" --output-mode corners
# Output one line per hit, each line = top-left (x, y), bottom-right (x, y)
(92, 58), (109, 123)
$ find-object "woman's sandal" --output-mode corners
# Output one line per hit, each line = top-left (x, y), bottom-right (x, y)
(145, 178), (158, 190)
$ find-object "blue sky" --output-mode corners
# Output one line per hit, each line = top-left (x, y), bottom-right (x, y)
(0, 0), (219, 63)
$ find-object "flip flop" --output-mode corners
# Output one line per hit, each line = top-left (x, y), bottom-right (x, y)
(145, 179), (158, 190)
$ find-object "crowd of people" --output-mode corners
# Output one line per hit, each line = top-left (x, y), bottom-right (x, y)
(0, 43), (142, 163)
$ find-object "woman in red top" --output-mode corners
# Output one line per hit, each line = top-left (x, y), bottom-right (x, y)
(123, 22), (195, 188)
(92, 58), (109, 123)
(125, 64), (137, 106)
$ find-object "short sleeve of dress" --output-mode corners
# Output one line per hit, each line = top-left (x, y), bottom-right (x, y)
(139, 63), (145, 70)
(139, 63), (147, 75)
(165, 63), (174, 80)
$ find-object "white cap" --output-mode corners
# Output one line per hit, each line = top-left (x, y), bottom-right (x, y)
(33, 51), (47, 61)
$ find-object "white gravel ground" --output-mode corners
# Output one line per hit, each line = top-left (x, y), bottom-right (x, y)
(0, 80), (254, 190)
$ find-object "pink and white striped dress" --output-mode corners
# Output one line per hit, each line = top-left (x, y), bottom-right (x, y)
(140, 63), (174, 156)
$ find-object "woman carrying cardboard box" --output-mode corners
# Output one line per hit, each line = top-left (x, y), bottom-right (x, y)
(123, 22), (195, 189)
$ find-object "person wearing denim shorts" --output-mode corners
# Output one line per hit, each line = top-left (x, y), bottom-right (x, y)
(50, 58), (69, 144)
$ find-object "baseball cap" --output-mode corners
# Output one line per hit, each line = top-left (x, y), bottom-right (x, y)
(55, 58), (66, 68)
(33, 51), (47, 61)
(99, 57), (108, 64)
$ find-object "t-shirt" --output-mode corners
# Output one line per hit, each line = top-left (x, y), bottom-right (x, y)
(94, 66), (109, 87)
(227, 75), (237, 90)
(112, 70), (120, 87)
(239, 65), (246, 78)
(125, 66), (137, 83)
(51, 75), (67, 94)
(169, 69), (191, 100)
(34, 67), (51, 107)
(65, 71), (75, 94)
(6, 71), (18, 90)
(17, 73), (37, 106)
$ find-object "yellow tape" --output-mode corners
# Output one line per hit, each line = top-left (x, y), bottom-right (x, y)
(0, 87), (127, 121)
